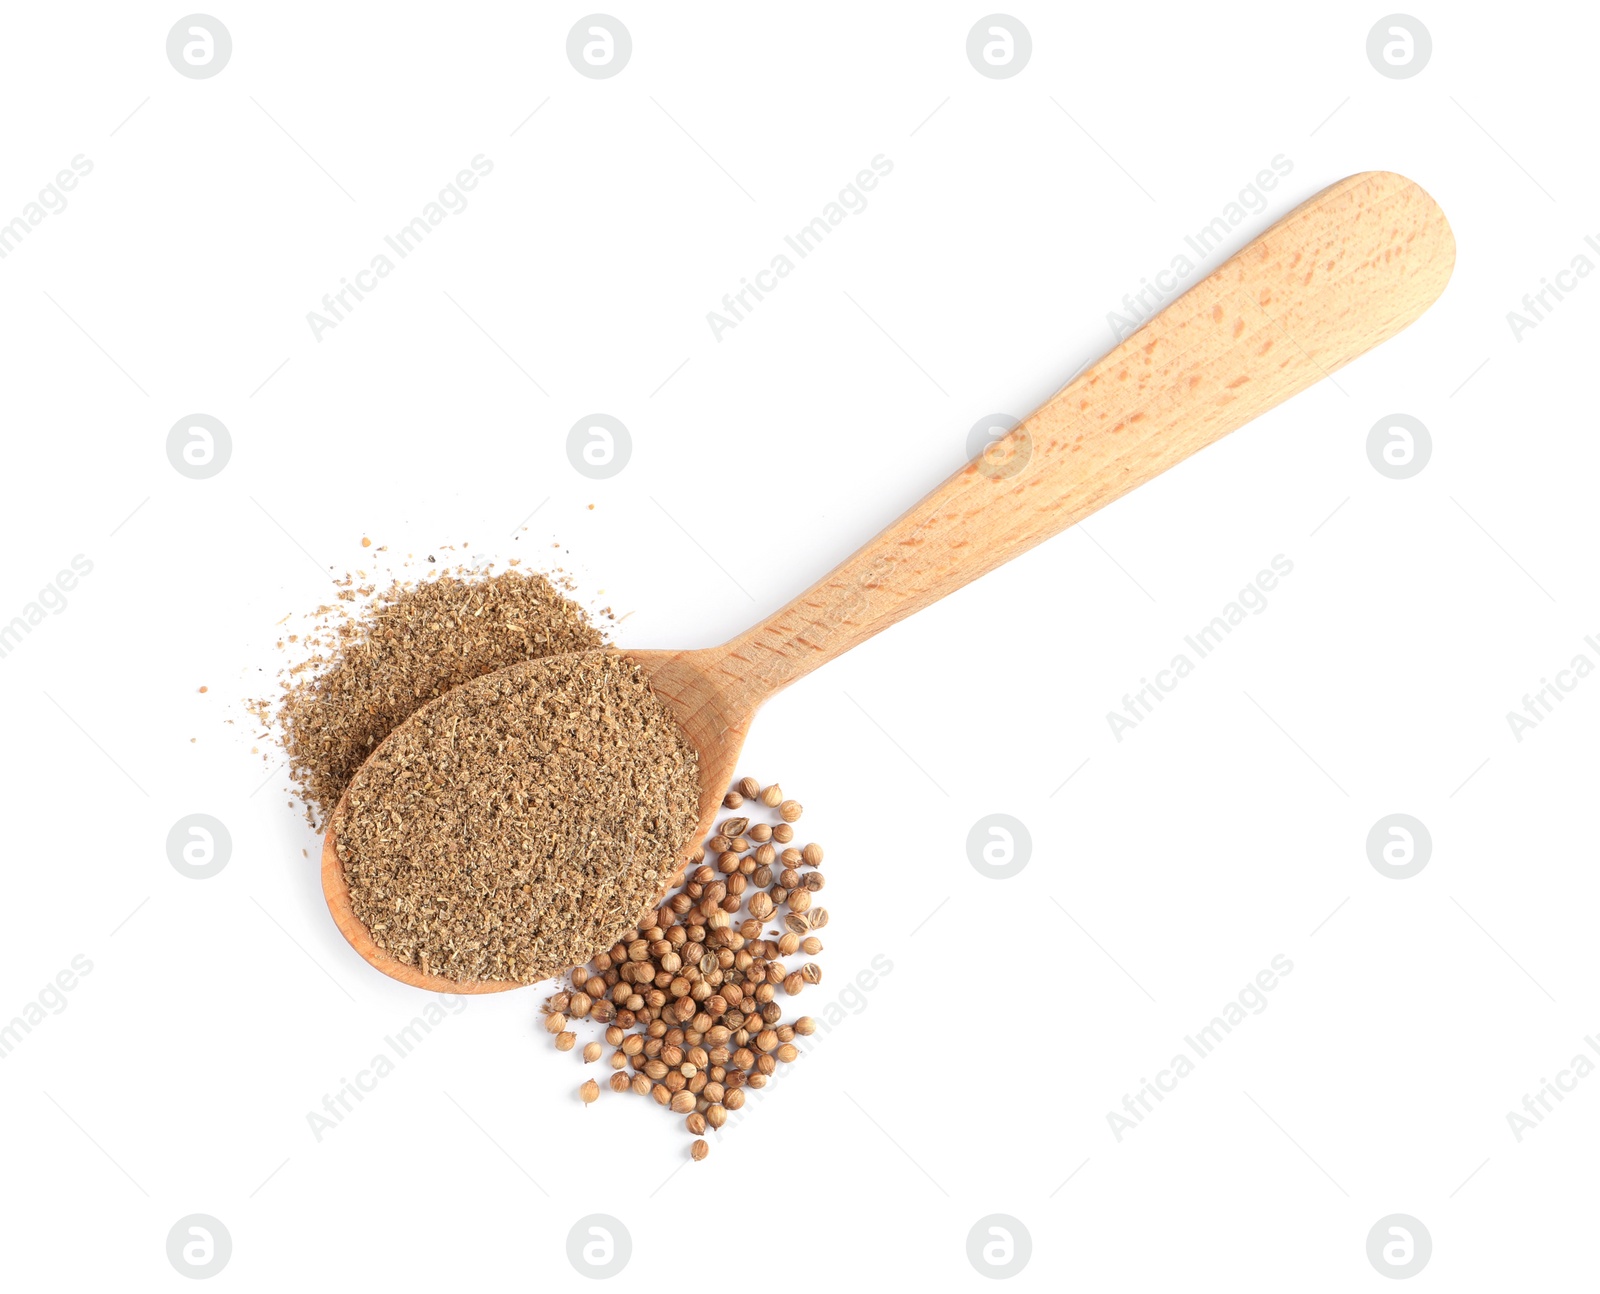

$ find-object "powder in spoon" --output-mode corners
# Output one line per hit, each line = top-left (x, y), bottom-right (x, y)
(273, 568), (606, 827)
(333, 652), (701, 984)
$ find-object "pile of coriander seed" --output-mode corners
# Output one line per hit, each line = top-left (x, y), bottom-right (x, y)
(541, 777), (828, 1160)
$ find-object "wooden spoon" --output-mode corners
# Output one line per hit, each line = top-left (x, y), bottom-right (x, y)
(323, 170), (1454, 993)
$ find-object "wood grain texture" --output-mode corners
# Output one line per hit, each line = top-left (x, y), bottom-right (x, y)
(324, 170), (1454, 994)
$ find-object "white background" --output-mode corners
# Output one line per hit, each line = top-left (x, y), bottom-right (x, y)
(1, 2), (1595, 1288)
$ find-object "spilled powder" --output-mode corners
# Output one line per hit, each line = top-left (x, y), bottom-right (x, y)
(333, 653), (700, 984)
(273, 569), (605, 827)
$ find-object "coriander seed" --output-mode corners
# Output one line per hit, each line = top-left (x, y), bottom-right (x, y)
(691, 1139), (709, 1161)
(579, 1079), (600, 1104)
(534, 770), (831, 1151)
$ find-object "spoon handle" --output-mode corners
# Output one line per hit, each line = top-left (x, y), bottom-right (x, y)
(717, 171), (1454, 705)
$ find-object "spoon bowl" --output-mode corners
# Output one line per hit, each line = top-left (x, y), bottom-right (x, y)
(323, 171), (1456, 993)
(613, 646), (755, 863)
(318, 644), (753, 994)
